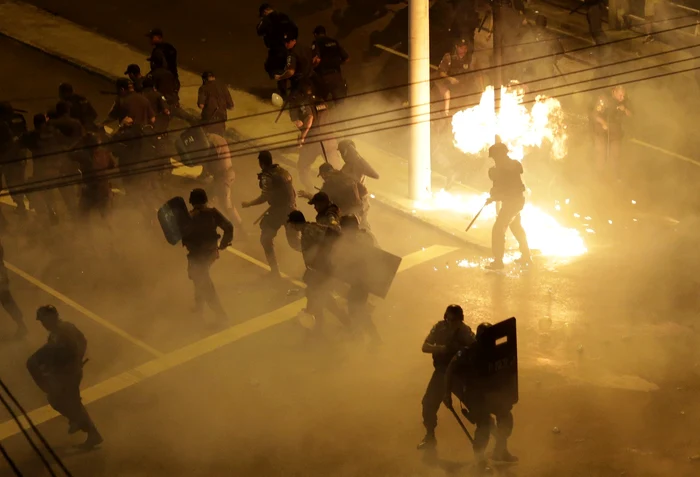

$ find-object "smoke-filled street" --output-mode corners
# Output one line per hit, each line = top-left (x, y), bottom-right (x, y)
(1, 0), (700, 476)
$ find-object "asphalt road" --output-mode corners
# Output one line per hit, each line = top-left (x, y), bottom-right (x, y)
(2, 9), (700, 477)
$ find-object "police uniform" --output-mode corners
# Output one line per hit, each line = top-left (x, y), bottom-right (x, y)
(284, 44), (316, 95)
(314, 202), (341, 228)
(0, 105), (29, 216)
(73, 144), (115, 218)
(421, 320), (475, 438)
(320, 169), (369, 228)
(149, 42), (179, 87)
(488, 148), (530, 267)
(149, 65), (197, 124)
(258, 164), (297, 274)
(61, 93), (99, 132)
(182, 206), (233, 318)
(205, 133), (241, 228)
(290, 96), (328, 191)
(26, 318), (101, 445)
(436, 48), (478, 102)
(591, 92), (629, 179)
(107, 91), (155, 127)
(0, 240), (25, 336)
(197, 79), (234, 136)
(142, 85), (171, 134)
(258, 10), (298, 82)
(312, 35), (349, 102)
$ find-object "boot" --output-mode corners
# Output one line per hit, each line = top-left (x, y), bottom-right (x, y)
(67, 421), (81, 435)
(76, 429), (103, 450)
(417, 431), (436, 450)
(485, 260), (504, 271)
(492, 448), (519, 463)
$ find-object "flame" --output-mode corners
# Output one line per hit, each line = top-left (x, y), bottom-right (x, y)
(417, 190), (587, 258)
(451, 85), (567, 161)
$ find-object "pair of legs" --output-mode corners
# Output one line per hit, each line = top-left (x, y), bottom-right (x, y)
(260, 208), (297, 276)
(347, 285), (380, 344)
(47, 371), (102, 449)
(491, 197), (530, 267)
(418, 367), (446, 448)
(187, 253), (226, 320)
(594, 133), (622, 181)
(304, 268), (351, 333)
(0, 272), (25, 338)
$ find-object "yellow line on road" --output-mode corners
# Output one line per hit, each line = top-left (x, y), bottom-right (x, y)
(224, 246), (306, 288)
(0, 244), (458, 441)
(5, 262), (163, 358)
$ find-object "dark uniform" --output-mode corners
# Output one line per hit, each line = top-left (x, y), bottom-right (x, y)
(0, 104), (29, 217)
(319, 165), (368, 228)
(312, 34), (349, 103)
(487, 144), (530, 269)
(27, 310), (102, 449)
(142, 81), (171, 134)
(197, 77), (234, 136)
(107, 91), (155, 127)
(420, 318), (475, 444)
(149, 62), (196, 124)
(257, 164), (297, 275)
(50, 110), (84, 213)
(591, 89), (630, 180)
(72, 137), (115, 218)
(314, 202), (341, 228)
(284, 43), (316, 95)
(181, 202), (233, 319)
(149, 42), (179, 87)
(290, 94), (328, 191)
(436, 43), (481, 112)
(0, 240), (25, 337)
(258, 8), (298, 83)
(60, 92), (98, 132)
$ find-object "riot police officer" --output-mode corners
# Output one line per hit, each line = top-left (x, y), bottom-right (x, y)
(241, 151), (297, 277)
(0, 102), (29, 218)
(486, 143), (531, 270)
(58, 83), (99, 132)
(307, 191), (340, 228)
(417, 304), (475, 449)
(304, 163), (369, 229)
(182, 188), (233, 322)
(258, 3), (298, 94)
(27, 305), (103, 450)
(124, 64), (145, 93)
(443, 322), (518, 471)
(0, 239), (25, 338)
(275, 32), (315, 97)
(436, 38), (484, 116)
(106, 78), (155, 127)
(289, 87), (329, 191)
(311, 25), (350, 103)
(197, 71), (234, 136)
(146, 28), (179, 89)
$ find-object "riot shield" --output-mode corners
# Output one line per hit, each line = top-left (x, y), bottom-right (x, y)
(476, 317), (518, 407)
(157, 196), (190, 245)
(331, 237), (402, 299)
(175, 126), (210, 167)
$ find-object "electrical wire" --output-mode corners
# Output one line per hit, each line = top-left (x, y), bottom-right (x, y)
(0, 391), (57, 477)
(0, 442), (24, 477)
(0, 379), (73, 477)
(3, 15), (699, 164)
(3, 61), (698, 199)
(3, 35), (699, 177)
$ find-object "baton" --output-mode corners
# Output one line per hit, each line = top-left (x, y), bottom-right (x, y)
(274, 97), (289, 124)
(449, 407), (475, 444)
(465, 200), (490, 232)
(253, 207), (271, 225)
(320, 141), (329, 163)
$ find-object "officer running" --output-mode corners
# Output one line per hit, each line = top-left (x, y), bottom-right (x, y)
(0, 239), (25, 338)
(311, 25), (350, 104)
(486, 143), (531, 270)
(27, 305), (103, 450)
(288, 86), (329, 191)
(58, 83), (99, 132)
(182, 188), (233, 322)
(197, 71), (234, 136)
(241, 151), (297, 277)
(417, 304), (475, 450)
(275, 32), (315, 97)
(301, 163), (369, 229)
(257, 3), (298, 95)
(307, 191), (341, 228)
(443, 322), (518, 472)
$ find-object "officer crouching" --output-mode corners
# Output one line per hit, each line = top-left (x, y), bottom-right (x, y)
(418, 305), (475, 449)
(443, 323), (518, 473)
(182, 188), (233, 322)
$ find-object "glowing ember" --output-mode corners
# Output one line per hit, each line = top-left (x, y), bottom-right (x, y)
(417, 190), (587, 258)
(451, 85), (567, 161)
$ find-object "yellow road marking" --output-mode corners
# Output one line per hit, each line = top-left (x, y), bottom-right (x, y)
(0, 244), (458, 441)
(224, 246), (306, 288)
(5, 262), (163, 358)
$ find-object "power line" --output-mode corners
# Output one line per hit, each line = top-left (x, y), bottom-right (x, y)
(0, 379), (73, 477)
(4, 15), (699, 165)
(0, 442), (24, 477)
(4, 37), (698, 175)
(0, 390), (57, 477)
(3, 61), (698, 199)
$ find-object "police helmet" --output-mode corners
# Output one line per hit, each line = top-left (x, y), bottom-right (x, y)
(488, 142), (509, 159)
(287, 210), (306, 224)
(36, 305), (59, 322)
(444, 304), (464, 322)
(258, 150), (273, 167)
(476, 322), (492, 339)
(189, 188), (208, 206)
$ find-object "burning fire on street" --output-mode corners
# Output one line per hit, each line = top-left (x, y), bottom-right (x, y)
(416, 85), (587, 260)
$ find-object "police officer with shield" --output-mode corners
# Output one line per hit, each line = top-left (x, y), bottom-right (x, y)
(242, 151), (297, 278)
(417, 305), (475, 449)
(443, 322), (519, 472)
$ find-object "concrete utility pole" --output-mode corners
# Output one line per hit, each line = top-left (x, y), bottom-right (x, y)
(408, 0), (432, 201)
